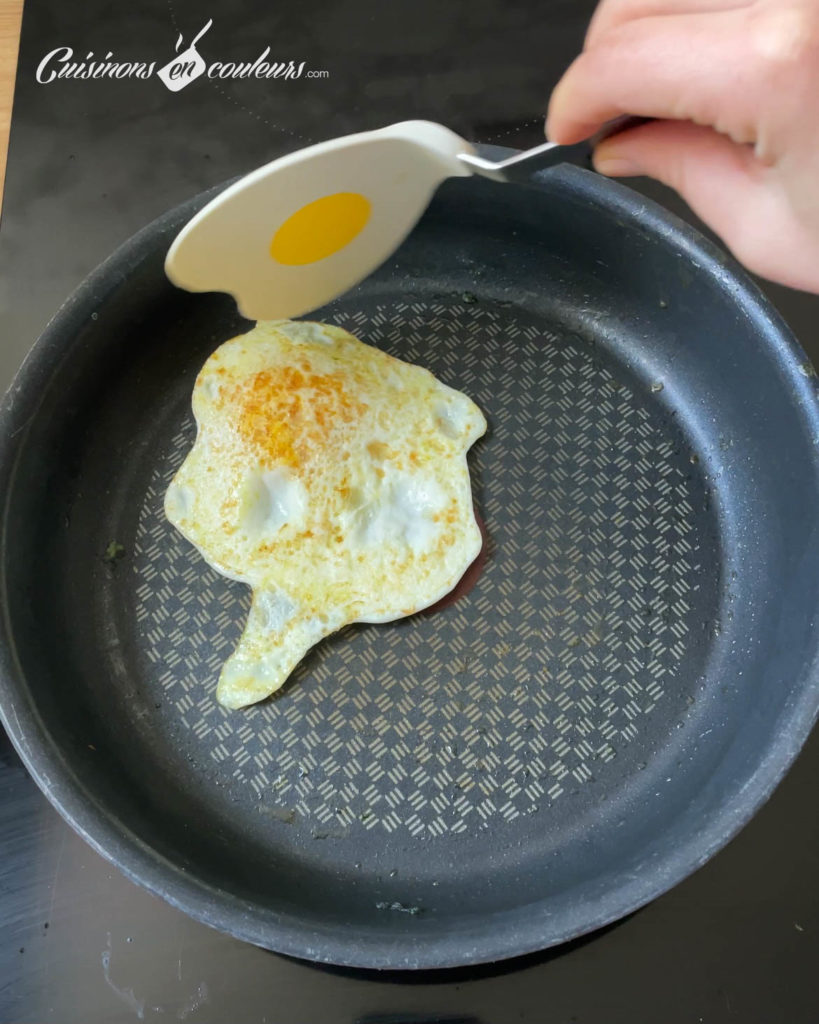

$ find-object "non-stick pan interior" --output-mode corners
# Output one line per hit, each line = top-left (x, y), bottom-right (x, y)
(2, 167), (818, 968)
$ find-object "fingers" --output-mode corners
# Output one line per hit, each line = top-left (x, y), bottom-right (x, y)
(592, 118), (759, 194)
(592, 119), (819, 291)
(546, 9), (760, 145)
(585, 0), (752, 51)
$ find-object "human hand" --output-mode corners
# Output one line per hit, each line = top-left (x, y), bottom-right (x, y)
(546, 0), (819, 293)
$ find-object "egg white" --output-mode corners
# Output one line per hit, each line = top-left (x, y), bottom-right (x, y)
(166, 319), (487, 709)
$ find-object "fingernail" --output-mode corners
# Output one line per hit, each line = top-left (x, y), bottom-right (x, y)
(593, 149), (641, 176)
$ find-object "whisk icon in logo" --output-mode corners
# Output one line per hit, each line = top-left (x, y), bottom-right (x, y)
(157, 19), (212, 92)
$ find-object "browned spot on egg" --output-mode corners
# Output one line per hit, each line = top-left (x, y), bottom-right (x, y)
(443, 499), (460, 525)
(367, 440), (393, 461)
(228, 365), (365, 468)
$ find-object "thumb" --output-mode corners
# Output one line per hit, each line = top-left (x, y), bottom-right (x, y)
(591, 119), (793, 283)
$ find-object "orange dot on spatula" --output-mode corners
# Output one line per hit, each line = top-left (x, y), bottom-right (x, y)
(270, 192), (371, 266)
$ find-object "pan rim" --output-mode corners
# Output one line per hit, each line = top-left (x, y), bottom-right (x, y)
(1, 163), (819, 970)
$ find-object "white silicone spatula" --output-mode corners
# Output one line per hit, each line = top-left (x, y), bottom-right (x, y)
(165, 117), (642, 321)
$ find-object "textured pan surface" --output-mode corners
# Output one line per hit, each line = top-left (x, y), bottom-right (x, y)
(1, 165), (818, 969)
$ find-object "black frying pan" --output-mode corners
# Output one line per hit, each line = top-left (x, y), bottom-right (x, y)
(1, 150), (818, 970)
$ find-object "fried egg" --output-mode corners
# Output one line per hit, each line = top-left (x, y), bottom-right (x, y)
(165, 320), (486, 709)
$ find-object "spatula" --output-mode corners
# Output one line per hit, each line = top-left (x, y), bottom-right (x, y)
(165, 116), (645, 321)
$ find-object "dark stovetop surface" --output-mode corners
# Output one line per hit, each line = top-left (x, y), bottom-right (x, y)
(1, 1), (818, 1021)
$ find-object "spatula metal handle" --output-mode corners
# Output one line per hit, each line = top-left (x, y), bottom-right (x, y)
(458, 115), (651, 183)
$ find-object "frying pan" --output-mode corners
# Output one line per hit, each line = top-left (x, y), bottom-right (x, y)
(1, 147), (819, 971)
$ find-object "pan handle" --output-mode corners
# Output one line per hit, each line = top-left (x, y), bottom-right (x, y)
(458, 115), (652, 183)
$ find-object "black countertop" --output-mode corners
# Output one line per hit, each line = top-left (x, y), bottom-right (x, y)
(1, 1), (818, 1021)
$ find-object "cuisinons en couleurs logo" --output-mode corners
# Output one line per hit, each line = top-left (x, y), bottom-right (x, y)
(35, 20), (330, 91)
